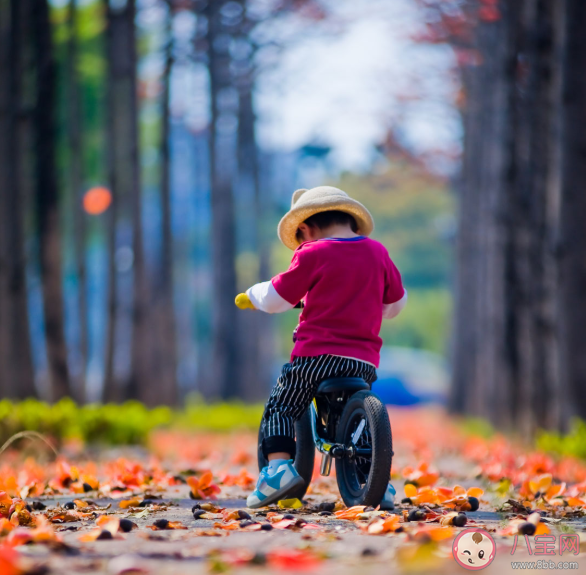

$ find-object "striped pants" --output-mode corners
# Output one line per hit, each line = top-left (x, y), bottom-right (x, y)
(261, 354), (377, 458)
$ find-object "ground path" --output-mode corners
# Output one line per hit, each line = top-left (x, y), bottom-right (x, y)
(3, 408), (586, 574)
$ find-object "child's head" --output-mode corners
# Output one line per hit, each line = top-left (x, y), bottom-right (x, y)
(295, 210), (358, 243)
(278, 186), (374, 250)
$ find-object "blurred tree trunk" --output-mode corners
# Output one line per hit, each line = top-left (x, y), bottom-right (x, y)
(0, 0), (36, 399)
(102, 0), (149, 402)
(452, 1), (510, 423)
(66, 0), (88, 404)
(452, 0), (565, 432)
(559, 0), (586, 422)
(102, 0), (120, 403)
(146, 1), (177, 406)
(33, 0), (72, 401)
(126, 0), (149, 402)
(126, 0), (150, 403)
(237, 82), (272, 401)
(0, 0), (9, 398)
(205, 0), (240, 400)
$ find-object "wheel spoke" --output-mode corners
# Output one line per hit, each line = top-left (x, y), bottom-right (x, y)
(351, 418), (366, 444)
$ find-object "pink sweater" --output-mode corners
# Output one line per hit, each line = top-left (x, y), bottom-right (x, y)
(268, 237), (405, 367)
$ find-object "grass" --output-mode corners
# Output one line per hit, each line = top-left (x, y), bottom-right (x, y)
(0, 397), (264, 447)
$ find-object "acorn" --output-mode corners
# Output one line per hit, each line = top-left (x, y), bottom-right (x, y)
(407, 508), (426, 522)
(401, 498), (412, 505)
(518, 521), (536, 536)
(260, 523), (273, 531)
(239, 520), (257, 528)
(139, 499), (159, 507)
(237, 510), (251, 520)
(283, 514), (295, 520)
(31, 501), (46, 511)
(64, 501), (76, 510)
(453, 513), (467, 527)
(467, 496), (480, 512)
(153, 519), (169, 529)
(317, 501), (336, 512)
(193, 509), (207, 520)
(82, 483), (93, 493)
(96, 530), (113, 540)
(119, 518), (136, 533)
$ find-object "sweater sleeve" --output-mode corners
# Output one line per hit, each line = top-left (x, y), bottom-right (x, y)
(383, 254), (405, 305)
(246, 281), (294, 313)
(271, 248), (314, 305)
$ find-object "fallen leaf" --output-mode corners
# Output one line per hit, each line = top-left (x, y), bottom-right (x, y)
(278, 498), (303, 509)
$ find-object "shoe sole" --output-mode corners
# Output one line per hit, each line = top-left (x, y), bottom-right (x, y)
(247, 475), (306, 509)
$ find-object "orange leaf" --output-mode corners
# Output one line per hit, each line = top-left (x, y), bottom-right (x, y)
(119, 498), (141, 509)
(404, 484), (417, 498)
(267, 549), (322, 571)
(0, 545), (22, 575)
(534, 523), (550, 535)
(213, 521), (239, 530)
(334, 506), (366, 520)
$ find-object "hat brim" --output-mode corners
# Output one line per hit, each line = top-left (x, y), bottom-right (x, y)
(277, 197), (374, 251)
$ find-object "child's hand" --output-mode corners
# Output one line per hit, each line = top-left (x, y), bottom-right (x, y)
(235, 293), (256, 310)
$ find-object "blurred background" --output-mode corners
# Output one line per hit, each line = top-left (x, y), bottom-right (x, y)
(0, 0), (584, 439)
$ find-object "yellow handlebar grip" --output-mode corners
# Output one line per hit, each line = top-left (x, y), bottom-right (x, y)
(235, 293), (256, 310)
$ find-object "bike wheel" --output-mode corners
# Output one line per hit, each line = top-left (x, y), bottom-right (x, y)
(257, 407), (315, 500)
(335, 390), (393, 507)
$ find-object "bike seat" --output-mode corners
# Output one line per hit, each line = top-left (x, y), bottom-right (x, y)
(316, 377), (370, 395)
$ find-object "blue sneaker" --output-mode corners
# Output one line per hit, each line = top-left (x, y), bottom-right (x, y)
(246, 459), (305, 509)
(379, 483), (396, 510)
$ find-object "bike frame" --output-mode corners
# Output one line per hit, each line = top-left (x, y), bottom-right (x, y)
(310, 399), (365, 476)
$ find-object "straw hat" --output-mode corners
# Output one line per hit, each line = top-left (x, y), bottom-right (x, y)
(277, 186), (374, 250)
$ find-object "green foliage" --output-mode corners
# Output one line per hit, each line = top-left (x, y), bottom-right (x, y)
(0, 398), (264, 447)
(177, 395), (263, 432)
(536, 419), (586, 460)
(458, 416), (495, 439)
(379, 288), (451, 354)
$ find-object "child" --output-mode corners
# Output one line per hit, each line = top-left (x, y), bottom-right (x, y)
(235, 186), (407, 509)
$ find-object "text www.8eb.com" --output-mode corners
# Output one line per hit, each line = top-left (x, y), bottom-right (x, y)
(511, 560), (579, 569)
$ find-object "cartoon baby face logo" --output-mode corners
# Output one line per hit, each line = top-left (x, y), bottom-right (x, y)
(453, 528), (496, 570)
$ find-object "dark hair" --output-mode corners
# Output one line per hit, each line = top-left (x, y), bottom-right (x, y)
(296, 210), (358, 242)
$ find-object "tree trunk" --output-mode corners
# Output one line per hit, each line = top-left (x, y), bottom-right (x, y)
(1, 0), (37, 399)
(452, 0), (568, 432)
(66, 0), (88, 404)
(237, 85), (273, 401)
(32, 0), (71, 401)
(559, 0), (586, 421)
(147, 1), (177, 406)
(102, 0), (149, 402)
(206, 0), (240, 400)
(0, 0), (9, 398)
(102, 0), (120, 403)
(126, 0), (150, 403)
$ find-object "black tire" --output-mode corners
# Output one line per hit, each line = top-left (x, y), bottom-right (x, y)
(257, 407), (315, 500)
(335, 390), (393, 507)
